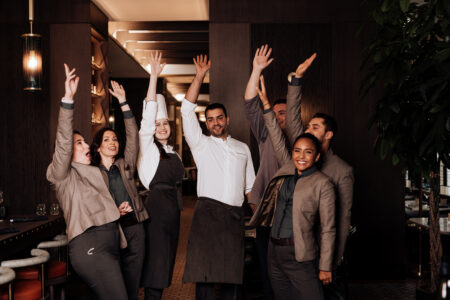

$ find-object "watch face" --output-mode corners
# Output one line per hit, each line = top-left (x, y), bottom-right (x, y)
(287, 72), (296, 83)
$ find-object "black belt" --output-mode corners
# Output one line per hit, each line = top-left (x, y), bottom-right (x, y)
(270, 237), (295, 246)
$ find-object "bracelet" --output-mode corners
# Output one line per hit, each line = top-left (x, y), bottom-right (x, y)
(119, 101), (128, 107)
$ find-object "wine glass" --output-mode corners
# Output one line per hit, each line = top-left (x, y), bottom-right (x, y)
(49, 203), (60, 216)
(36, 203), (46, 216)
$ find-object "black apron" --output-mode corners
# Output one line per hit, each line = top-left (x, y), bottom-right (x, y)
(182, 197), (245, 285)
(141, 153), (184, 289)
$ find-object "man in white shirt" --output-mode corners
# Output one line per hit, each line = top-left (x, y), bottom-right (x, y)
(181, 55), (256, 300)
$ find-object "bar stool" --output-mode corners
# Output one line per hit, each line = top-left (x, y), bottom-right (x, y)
(1, 249), (50, 300)
(0, 267), (15, 300)
(37, 234), (69, 300)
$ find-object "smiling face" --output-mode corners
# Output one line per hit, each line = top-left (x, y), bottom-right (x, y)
(155, 118), (171, 143)
(205, 108), (229, 139)
(292, 137), (320, 173)
(273, 103), (286, 130)
(97, 130), (119, 160)
(72, 133), (91, 164)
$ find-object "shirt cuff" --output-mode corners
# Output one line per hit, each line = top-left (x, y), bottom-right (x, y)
(263, 108), (272, 114)
(290, 77), (303, 86)
(60, 97), (74, 109)
(123, 110), (134, 119)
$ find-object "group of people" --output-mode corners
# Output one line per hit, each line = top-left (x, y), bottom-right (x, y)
(47, 44), (353, 300)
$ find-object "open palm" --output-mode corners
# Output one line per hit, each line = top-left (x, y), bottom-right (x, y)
(194, 54), (211, 75)
(253, 44), (274, 71)
(295, 53), (317, 78)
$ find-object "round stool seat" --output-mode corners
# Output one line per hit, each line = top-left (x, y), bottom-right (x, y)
(15, 266), (39, 280)
(0, 279), (41, 300)
(48, 261), (66, 279)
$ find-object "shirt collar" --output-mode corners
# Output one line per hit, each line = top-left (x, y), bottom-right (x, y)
(298, 165), (317, 178)
(99, 164), (118, 172)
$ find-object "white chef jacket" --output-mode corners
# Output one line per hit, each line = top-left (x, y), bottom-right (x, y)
(181, 99), (255, 207)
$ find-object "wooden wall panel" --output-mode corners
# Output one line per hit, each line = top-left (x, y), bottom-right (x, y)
(251, 23), (332, 126)
(209, 23), (251, 145)
(0, 2), (51, 214)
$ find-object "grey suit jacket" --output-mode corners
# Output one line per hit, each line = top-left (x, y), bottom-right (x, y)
(286, 83), (354, 266)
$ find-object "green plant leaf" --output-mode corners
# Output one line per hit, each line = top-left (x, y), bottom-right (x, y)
(434, 48), (450, 63)
(399, 0), (410, 13)
(380, 139), (389, 160)
(392, 153), (400, 166)
(381, 0), (390, 12)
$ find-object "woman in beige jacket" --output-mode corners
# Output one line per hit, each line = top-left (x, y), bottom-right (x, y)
(47, 64), (127, 300)
(249, 76), (336, 300)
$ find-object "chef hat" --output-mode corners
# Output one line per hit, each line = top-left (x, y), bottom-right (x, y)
(156, 94), (168, 120)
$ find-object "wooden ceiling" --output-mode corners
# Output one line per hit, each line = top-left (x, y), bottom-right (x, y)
(109, 21), (210, 103)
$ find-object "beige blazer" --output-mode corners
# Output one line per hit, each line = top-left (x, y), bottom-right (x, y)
(47, 104), (125, 247)
(249, 111), (336, 272)
(286, 83), (354, 266)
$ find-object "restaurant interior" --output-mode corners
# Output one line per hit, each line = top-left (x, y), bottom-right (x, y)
(0, 0), (449, 299)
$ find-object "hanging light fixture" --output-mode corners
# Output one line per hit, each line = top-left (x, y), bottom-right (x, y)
(22, 0), (42, 91)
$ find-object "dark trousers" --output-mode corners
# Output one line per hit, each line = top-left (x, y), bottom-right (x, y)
(268, 241), (323, 300)
(69, 222), (127, 300)
(195, 282), (237, 300)
(255, 226), (275, 300)
(121, 222), (145, 300)
(144, 287), (163, 300)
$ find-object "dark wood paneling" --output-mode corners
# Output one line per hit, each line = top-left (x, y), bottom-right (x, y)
(0, 3), (51, 214)
(209, 23), (251, 145)
(90, 2), (108, 38)
(251, 23), (332, 125)
(210, 0), (364, 23)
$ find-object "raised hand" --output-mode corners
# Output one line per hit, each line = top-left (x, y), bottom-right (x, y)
(256, 75), (271, 110)
(193, 54), (211, 76)
(64, 63), (79, 99)
(295, 53), (317, 78)
(109, 80), (126, 103)
(149, 51), (166, 77)
(253, 44), (274, 72)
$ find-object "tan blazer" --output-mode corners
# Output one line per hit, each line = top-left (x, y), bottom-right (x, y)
(47, 104), (125, 246)
(249, 111), (336, 272)
(98, 117), (148, 223)
(286, 83), (354, 266)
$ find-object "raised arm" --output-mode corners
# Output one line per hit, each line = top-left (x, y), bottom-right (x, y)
(109, 80), (138, 169)
(286, 53), (317, 145)
(244, 45), (275, 142)
(137, 51), (166, 188)
(181, 55), (210, 148)
(47, 64), (79, 183)
(258, 76), (290, 165)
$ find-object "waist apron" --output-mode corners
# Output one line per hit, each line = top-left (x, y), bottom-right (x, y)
(182, 197), (245, 284)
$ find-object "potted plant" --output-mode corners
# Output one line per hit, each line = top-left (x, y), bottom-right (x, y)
(360, 0), (450, 297)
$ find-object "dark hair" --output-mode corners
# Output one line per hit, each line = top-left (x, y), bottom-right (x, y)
(73, 130), (81, 135)
(273, 98), (286, 106)
(294, 133), (321, 154)
(312, 113), (338, 138)
(154, 139), (170, 160)
(205, 103), (227, 118)
(90, 127), (120, 166)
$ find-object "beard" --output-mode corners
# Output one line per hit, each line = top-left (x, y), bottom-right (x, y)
(209, 124), (228, 138)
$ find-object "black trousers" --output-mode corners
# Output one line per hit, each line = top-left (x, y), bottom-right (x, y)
(195, 282), (237, 300)
(268, 241), (323, 300)
(255, 226), (275, 300)
(68, 222), (127, 300)
(121, 222), (145, 300)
